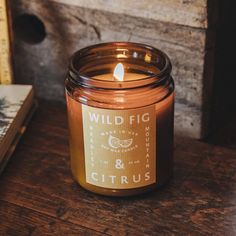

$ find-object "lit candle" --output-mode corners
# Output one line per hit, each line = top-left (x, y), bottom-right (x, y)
(65, 42), (174, 196)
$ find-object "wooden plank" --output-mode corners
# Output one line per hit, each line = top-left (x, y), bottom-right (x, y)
(51, 0), (210, 28)
(13, 0), (208, 50)
(0, 200), (104, 235)
(0, 101), (235, 235)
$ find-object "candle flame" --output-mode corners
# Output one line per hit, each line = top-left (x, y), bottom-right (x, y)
(113, 63), (124, 81)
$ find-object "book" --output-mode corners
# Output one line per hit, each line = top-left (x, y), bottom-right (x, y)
(0, 85), (35, 173)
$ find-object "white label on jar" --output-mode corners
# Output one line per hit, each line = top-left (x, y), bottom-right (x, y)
(82, 104), (156, 189)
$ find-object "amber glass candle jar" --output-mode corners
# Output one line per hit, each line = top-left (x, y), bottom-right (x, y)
(65, 42), (174, 197)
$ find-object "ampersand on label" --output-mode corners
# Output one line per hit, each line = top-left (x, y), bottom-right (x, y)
(115, 159), (124, 169)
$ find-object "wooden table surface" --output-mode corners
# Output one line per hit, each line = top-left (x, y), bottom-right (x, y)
(0, 101), (236, 235)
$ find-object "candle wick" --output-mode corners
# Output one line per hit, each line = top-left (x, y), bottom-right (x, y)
(113, 75), (122, 87)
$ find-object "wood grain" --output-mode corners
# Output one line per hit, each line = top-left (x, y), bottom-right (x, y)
(0, 201), (103, 235)
(52, 0), (211, 28)
(0, 100), (235, 235)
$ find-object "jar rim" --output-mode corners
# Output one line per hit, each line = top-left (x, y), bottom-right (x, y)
(68, 42), (172, 90)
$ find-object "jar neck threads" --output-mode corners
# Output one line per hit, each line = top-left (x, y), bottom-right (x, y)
(68, 42), (172, 90)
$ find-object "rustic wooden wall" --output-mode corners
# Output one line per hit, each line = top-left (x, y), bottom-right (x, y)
(9, 0), (220, 139)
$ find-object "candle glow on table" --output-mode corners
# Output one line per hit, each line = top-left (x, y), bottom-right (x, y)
(65, 42), (174, 197)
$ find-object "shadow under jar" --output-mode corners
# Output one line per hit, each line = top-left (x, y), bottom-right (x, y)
(65, 42), (174, 197)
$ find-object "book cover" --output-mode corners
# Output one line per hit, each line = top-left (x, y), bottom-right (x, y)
(0, 85), (34, 172)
